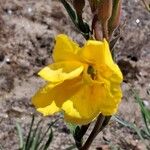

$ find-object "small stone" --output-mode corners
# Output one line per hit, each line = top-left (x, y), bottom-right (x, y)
(8, 10), (12, 15)
(28, 7), (32, 13)
(136, 19), (140, 24)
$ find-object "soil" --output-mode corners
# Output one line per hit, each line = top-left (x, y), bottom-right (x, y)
(0, 0), (150, 150)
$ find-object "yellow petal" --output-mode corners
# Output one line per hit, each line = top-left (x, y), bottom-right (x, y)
(79, 39), (122, 83)
(79, 39), (111, 64)
(38, 61), (84, 83)
(97, 64), (123, 83)
(32, 82), (59, 108)
(62, 101), (99, 125)
(64, 110), (99, 125)
(97, 80), (122, 115)
(32, 35), (123, 124)
(37, 101), (60, 116)
(62, 80), (122, 124)
(32, 76), (82, 115)
(61, 83), (103, 125)
(53, 34), (80, 62)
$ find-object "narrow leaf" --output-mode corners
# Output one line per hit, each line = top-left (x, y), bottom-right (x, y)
(43, 129), (53, 150)
(16, 122), (24, 149)
(67, 123), (78, 135)
(37, 119), (58, 147)
(30, 128), (42, 150)
(60, 0), (77, 24)
(25, 115), (35, 149)
(133, 90), (150, 135)
(113, 116), (144, 140)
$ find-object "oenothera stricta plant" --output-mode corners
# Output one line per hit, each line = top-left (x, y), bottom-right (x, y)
(32, 35), (122, 125)
(32, 0), (123, 149)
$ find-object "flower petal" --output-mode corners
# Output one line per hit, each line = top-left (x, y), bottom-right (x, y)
(53, 34), (80, 62)
(79, 39), (110, 64)
(37, 101), (60, 116)
(32, 76), (82, 115)
(38, 61), (84, 83)
(100, 83), (122, 115)
(80, 39), (123, 82)
(97, 64), (123, 83)
(32, 82), (59, 108)
(62, 100), (99, 125)
(61, 83), (103, 125)
(61, 81), (122, 124)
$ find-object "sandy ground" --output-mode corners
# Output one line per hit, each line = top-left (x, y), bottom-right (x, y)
(0, 0), (150, 149)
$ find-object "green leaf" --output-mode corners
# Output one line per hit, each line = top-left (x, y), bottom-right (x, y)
(0, 144), (3, 150)
(66, 144), (77, 150)
(134, 91), (150, 121)
(27, 119), (43, 148)
(66, 124), (82, 148)
(16, 122), (24, 150)
(60, 0), (90, 39)
(30, 128), (41, 150)
(37, 119), (58, 148)
(77, 16), (90, 34)
(67, 123), (78, 135)
(60, 0), (77, 25)
(133, 91), (150, 136)
(25, 115), (35, 149)
(113, 116), (144, 141)
(43, 128), (53, 150)
(141, 111), (150, 136)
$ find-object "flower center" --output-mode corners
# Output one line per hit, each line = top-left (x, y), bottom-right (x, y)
(87, 65), (96, 80)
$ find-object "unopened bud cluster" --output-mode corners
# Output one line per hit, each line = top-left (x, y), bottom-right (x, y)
(90, 0), (122, 39)
(72, 0), (122, 40)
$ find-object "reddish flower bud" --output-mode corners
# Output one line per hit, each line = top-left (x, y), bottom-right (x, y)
(88, 0), (99, 13)
(97, 0), (113, 23)
(108, 0), (122, 36)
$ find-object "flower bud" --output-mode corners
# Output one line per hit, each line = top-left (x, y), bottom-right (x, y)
(108, 0), (122, 36)
(73, 0), (85, 16)
(88, 0), (99, 13)
(97, 0), (113, 23)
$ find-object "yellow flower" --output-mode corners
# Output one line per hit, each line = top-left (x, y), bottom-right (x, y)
(32, 34), (123, 125)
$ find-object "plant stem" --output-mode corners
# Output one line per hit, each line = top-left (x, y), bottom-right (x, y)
(79, 114), (105, 150)
(98, 116), (111, 132)
(75, 124), (90, 149)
